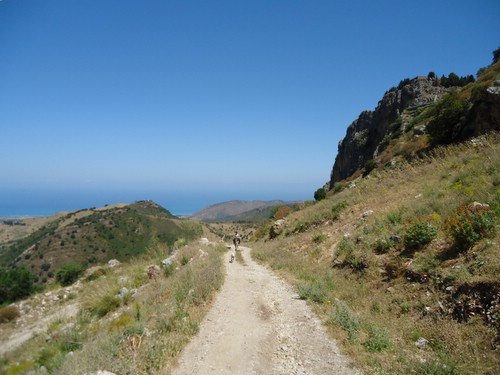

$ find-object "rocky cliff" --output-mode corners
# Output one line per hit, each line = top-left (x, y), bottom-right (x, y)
(328, 60), (500, 190)
(328, 75), (450, 187)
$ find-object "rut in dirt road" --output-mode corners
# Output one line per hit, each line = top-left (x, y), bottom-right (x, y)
(171, 246), (360, 375)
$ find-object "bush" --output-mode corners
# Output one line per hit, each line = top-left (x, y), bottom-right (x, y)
(55, 263), (86, 286)
(314, 187), (326, 201)
(374, 237), (392, 254)
(272, 206), (291, 220)
(94, 294), (121, 317)
(404, 223), (437, 250)
(312, 233), (327, 244)
(0, 267), (36, 304)
(363, 325), (391, 352)
(0, 305), (20, 323)
(332, 182), (344, 193)
(332, 201), (348, 220)
(363, 159), (377, 175)
(446, 204), (496, 250)
(330, 302), (361, 342)
(297, 282), (326, 303)
(426, 91), (469, 146)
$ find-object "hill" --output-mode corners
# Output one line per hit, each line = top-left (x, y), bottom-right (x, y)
(189, 200), (293, 222)
(328, 61), (500, 189)
(253, 131), (499, 373)
(0, 200), (202, 286)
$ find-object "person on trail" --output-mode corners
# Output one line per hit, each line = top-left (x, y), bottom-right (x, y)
(233, 232), (241, 251)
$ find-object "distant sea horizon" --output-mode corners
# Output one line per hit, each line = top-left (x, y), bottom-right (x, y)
(0, 187), (307, 218)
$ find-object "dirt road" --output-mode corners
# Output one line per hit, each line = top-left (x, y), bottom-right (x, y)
(171, 246), (360, 375)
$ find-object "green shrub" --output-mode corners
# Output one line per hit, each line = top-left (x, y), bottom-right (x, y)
(294, 222), (307, 233)
(180, 255), (190, 266)
(312, 233), (327, 244)
(406, 358), (459, 375)
(4, 361), (35, 375)
(374, 237), (392, 254)
(330, 302), (361, 342)
(314, 187), (326, 201)
(297, 282), (326, 303)
(37, 344), (64, 372)
(363, 325), (391, 352)
(58, 328), (83, 352)
(386, 208), (405, 225)
(404, 223), (437, 250)
(446, 204), (496, 250)
(332, 201), (348, 220)
(336, 238), (355, 255)
(0, 305), (20, 323)
(364, 159), (377, 175)
(55, 263), (86, 286)
(332, 182), (344, 193)
(0, 267), (36, 304)
(426, 91), (469, 146)
(94, 294), (121, 317)
(164, 263), (175, 277)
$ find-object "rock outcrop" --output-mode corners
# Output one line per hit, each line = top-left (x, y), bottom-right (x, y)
(329, 76), (450, 186)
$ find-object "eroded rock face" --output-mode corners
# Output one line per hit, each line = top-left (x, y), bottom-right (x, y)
(329, 76), (450, 185)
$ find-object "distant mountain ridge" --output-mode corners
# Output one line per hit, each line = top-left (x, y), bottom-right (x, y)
(189, 200), (292, 222)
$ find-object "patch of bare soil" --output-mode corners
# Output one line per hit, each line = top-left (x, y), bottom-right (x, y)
(170, 246), (360, 375)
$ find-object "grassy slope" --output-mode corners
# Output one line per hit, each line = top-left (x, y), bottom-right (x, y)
(0, 233), (226, 375)
(252, 133), (499, 374)
(1, 201), (203, 284)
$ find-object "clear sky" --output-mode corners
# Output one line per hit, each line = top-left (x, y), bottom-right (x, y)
(1, 0), (498, 215)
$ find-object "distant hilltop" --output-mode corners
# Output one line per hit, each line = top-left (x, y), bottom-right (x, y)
(189, 200), (298, 222)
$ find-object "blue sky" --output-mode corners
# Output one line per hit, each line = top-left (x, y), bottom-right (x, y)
(1, 0), (498, 215)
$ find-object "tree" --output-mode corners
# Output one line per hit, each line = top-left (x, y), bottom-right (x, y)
(493, 46), (500, 64)
(0, 267), (36, 304)
(426, 91), (468, 146)
(314, 188), (326, 201)
(55, 263), (86, 286)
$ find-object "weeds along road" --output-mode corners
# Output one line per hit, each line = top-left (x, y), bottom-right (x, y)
(171, 246), (360, 375)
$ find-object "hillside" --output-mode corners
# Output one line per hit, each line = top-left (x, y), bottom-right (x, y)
(0, 200), (202, 285)
(253, 133), (500, 373)
(189, 200), (291, 222)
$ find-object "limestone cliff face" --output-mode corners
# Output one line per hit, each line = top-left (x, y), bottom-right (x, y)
(328, 76), (450, 187)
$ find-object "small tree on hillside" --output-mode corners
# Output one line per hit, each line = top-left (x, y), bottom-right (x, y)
(314, 188), (326, 201)
(56, 263), (86, 286)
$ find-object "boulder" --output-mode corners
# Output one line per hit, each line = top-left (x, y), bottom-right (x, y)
(269, 219), (286, 239)
(107, 259), (120, 268)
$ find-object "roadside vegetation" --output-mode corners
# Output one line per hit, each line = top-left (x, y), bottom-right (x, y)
(0, 237), (226, 374)
(252, 132), (499, 374)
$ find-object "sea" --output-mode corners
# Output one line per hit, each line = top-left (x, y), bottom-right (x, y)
(0, 187), (301, 218)
(0, 188), (228, 217)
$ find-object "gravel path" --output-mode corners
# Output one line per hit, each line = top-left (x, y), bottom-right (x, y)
(171, 246), (360, 375)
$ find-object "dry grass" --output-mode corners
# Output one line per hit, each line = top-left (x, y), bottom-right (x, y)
(0, 238), (226, 375)
(252, 133), (500, 374)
